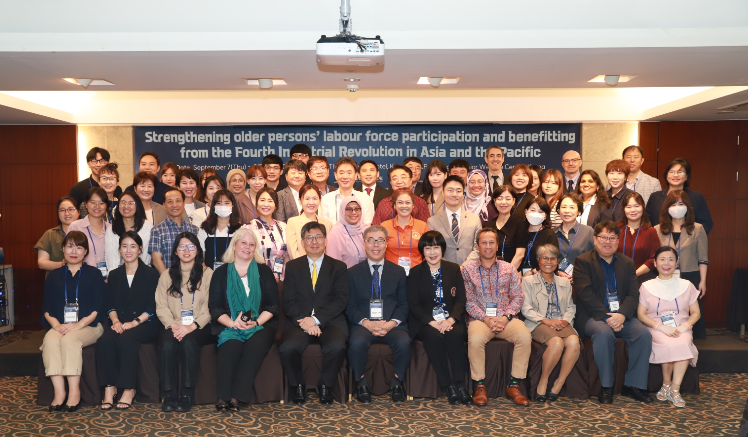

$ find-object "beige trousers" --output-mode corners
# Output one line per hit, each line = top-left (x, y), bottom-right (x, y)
(467, 318), (532, 380)
(41, 323), (104, 376)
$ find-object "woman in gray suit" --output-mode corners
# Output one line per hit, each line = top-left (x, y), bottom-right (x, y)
(521, 244), (579, 403)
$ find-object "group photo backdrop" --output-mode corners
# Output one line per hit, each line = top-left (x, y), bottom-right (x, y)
(134, 124), (581, 187)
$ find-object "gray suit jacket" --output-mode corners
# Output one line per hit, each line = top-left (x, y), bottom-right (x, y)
(426, 209), (481, 266)
(273, 186), (300, 223)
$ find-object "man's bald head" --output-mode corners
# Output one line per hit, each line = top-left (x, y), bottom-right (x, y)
(561, 150), (582, 178)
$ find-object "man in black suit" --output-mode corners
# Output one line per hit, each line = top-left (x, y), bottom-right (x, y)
(346, 225), (410, 403)
(573, 221), (652, 405)
(69, 146), (122, 206)
(355, 159), (392, 210)
(404, 157), (424, 196)
(279, 221), (349, 405)
(484, 145), (509, 194)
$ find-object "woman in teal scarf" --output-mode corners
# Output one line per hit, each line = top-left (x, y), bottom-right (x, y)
(209, 227), (280, 411)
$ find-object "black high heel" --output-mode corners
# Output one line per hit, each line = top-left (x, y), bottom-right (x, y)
(533, 392), (547, 403)
(63, 401), (82, 413)
(48, 404), (64, 412)
(547, 391), (559, 402)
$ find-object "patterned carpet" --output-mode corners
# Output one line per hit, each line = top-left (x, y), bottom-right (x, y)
(0, 374), (745, 436)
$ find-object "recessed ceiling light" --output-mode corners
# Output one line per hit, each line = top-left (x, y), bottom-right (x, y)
(344, 78), (360, 82)
(588, 75), (638, 83)
(417, 77), (460, 86)
(63, 78), (115, 88)
(246, 79), (287, 87)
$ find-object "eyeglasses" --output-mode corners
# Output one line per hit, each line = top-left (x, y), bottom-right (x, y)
(540, 256), (558, 262)
(596, 236), (619, 242)
(58, 207), (77, 214)
(100, 176), (118, 183)
(264, 165), (281, 171)
(561, 158), (581, 164)
(87, 201), (106, 207)
(177, 244), (197, 252)
(310, 166), (328, 172)
(304, 235), (324, 243)
(345, 207), (362, 213)
(120, 201), (136, 207)
(365, 238), (386, 246)
(668, 170), (686, 176)
(292, 153), (309, 159)
(88, 159), (108, 165)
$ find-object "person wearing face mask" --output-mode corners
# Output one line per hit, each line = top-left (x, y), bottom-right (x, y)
(541, 170), (564, 228)
(605, 160), (634, 224)
(463, 169), (492, 223)
(105, 191), (153, 272)
(654, 190), (708, 340)
(508, 164), (534, 218)
(176, 168), (206, 224)
(226, 169), (256, 225)
(518, 197), (559, 277)
(286, 185), (333, 259)
(553, 194), (595, 281)
(484, 185), (526, 270)
(646, 158), (713, 234)
(192, 175), (226, 229)
(420, 160), (447, 217)
(617, 192), (659, 287)
(382, 190), (429, 274)
(197, 190), (243, 269)
(326, 198), (367, 267)
(575, 170), (613, 229)
(36, 197), (80, 276)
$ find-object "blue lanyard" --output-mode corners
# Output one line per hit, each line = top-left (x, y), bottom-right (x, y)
(623, 226), (641, 260)
(500, 234), (506, 258)
(64, 265), (82, 304)
(179, 287), (196, 307)
(667, 234), (682, 266)
(88, 176), (94, 187)
(394, 219), (413, 256)
(85, 221), (106, 260)
(611, 195), (622, 212)
(343, 226), (362, 260)
(479, 264), (500, 296)
(656, 296), (680, 316)
(213, 231), (230, 262)
(434, 267), (444, 303)
(524, 230), (540, 265)
(563, 223), (580, 260)
(516, 192), (528, 208)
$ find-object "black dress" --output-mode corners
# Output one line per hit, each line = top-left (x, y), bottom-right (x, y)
(523, 226), (559, 270)
(484, 214), (529, 264)
(204, 235), (232, 270)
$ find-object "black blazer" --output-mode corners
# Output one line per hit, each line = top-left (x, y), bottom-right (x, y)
(282, 255), (349, 334)
(104, 260), (159, 324)
(355, 184), (392, 210)
(346, 259), (408, 328)
(208, 262), (280, 335)
(582, 202), (614, 230)
(572, 250), (639, 340)
(406, 261), (466, 339)
(40, 264), (105, 329)
(607, 187), (635, 224)
(646, 188), (713, 235)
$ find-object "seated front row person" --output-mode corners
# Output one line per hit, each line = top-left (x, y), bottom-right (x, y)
(347, 225), (411, 403)
(520, 244), (579, 402)
(637, 246), (701, 408)
(572, 221), (652, 405)
(463, 227), (531, 407)
(41, 231), (105, 412)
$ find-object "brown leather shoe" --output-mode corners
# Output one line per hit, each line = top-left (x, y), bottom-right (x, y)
(506, 386), (529, 406)
(472, 384), (488, 406)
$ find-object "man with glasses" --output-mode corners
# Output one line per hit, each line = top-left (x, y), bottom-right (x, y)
(621, 145), (661, 204)
(262, 154), (288, 192)
(403, 157), (424, 196)
(307, 156), (336, 196)
(290, 143), (312, 165)
(346, 225), (410, 403)
(371, 165), (430, 225)
(561, 150), (583, 194)
(572, 221), (652, 404)
(320, 158), (375, 224)
(69, 147), (122, 206)
(280, 222), (349, 405)
(148, 188), (199, 273)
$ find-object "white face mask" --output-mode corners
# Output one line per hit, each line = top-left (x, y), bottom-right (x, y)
(526, 212), (546, 226)
(215, 205), (233, 218)
(668, 205), (687, 219)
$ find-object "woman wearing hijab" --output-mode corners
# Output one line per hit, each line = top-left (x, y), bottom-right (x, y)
(326, 197), (367, 267)
(463, 169), (491, 223)
(226, 169), (256, 225)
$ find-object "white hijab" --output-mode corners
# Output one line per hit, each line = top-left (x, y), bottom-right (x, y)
(642, 276), (690, 301)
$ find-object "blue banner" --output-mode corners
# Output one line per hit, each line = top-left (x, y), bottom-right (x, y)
(133, 124), (580, 188)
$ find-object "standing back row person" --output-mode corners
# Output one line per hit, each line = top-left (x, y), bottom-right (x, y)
(321, 158), (375, 224)
(355, 159), (392, 210)
(69, 147), (123, 208)
(124, 152), (172, 205)
(372, 165), (430, 225)
(426, 176), (481, 266)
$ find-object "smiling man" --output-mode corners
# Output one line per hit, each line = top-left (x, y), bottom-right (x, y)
(425, 176), (481, 266)
(307, 156), (336, 196)
(320, 158), (375, 224)
(124, 151), (172, 204)
(354, 159), (392, 210)
(69, 147), (123, 206)
(273, 160), (308, 223)
(621, 146), (661, 204)
(148, 188), (199, 273)
(371, 165), (430, 225)
(484, 145), (508, 194)
(561, 150), (583, 194)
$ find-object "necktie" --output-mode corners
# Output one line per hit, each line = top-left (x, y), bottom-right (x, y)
(567, 180), (574, 193)
(365, 187), (372, 196)
(451, 213), (459, 241)
(372, 265), (381, 299)
(491, 175), (499, 193)
(311, 262), (318, 290)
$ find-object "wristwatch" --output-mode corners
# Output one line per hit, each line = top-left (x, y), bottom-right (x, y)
(506, 313), (514, 322)
(133, 318), (141, 325)
(193, 321), (201, 330)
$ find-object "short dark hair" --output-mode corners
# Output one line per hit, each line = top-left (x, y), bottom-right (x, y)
(290, 143), (312, 157)
(491, 184), (515, 202)
(663, 158), (691, 189)
(120, 230), (143, 249)
(86, 147), (110, 162)
(301, 221), (327, 238)
(284, 159), (308, 175)
(176, 167), (203, 200)
(62, 230), (90, 256)
(139, 151), (161, 166)
(359, 160), (378, 171)
(388, 164), (412, 180)
(443, 175), (465, 189)
(334, 157), (358, 173)
(476, 227), (499, 246)
(403, 157), (423, 167)
(262, 154), (283, 167)
(486, 145), (504, 156)
(622, 145), (645, 159)
(417, 230), (446, 257)
(606, 159), (630, 178)
(524, 196), (552, 229)
(256, 187), (279, 210)
(307, 156), (329, 170)
(594, 221), (620, 237)
(654, 246), (679, 262)
(202, 174), (226, 193)
(133, 171), (158, 188)
(448, 159), (470, 172)
(100, 162), (119, 179)
(164, 187), (186, 201)
(84, 187), (109, 214)
(556, 193), (584, 214)
(56, 196), (78, 225)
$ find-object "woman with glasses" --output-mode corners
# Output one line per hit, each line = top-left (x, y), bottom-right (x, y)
(177, 168), (206, 225)
(227, 169), (256, 225)
(197, 190), (242, 269)
(326, 198), (367, 267)
(155, 232), (214, 413)
(553, 194), (595, 282)
(286, 184), (332, 259)
(520, 244), (579, 402)
(134, 172), (167, 226)
(247, 187), (288, 282)
(646, 158), (713, 234)
(105, 191), (153, 272)
(484, 185), (526, 269)
(541, 169), (564, 228)
(68, 187), (110, 278)
(192, 175), (226, 229)
(161, 163), (179, 187)
(575, 170), (613, 229)
(209, 228), (279, 412)
(382, 190), (429, 274)
(421, 160), (448, 217)
(618, 192), (659, 287)
(36, 197), (80, 274)
(80, 163), (120, 222)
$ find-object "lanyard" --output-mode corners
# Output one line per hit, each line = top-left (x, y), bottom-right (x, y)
(179, 287), (196, 307)
(611, 195), (622, 213)
(344, 226), (362, 259)
(213, 231), (230, 262)
(516, 192), (528, 208)
(500, 234), (507, 258)
(394, 219), (413, 256)
(203, 205), (208, 218)
(479, 264), (500, 296)
(524, 230), (540, 265)
(64, 265), (82, 304)
(433, 267), (444, 303)
(563, 223), (580, 260)
(623, 226), (641, 260)
(88, 176), (94, 188)
(85, 221), (106, 261)
(656, 296), (680, 315)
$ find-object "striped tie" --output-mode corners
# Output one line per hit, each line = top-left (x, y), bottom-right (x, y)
(451, 213), (459, 241)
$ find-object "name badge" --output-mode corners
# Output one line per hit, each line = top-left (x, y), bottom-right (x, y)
(607, 290), (620, 312)
(398, 257), (411, 276)
(213, 260), (224, 270)
(559, 258), (574, 275)
(433, 306), (446, 322)
(370, 299), (383, 321)
(521, 262), (533, 276)
(181, 310), (194, 326)
(64, 303), (79, 324)
(486, 302), (498, 317)
(96, 261), (108, 278)
(673, 268), (681, 279)
(660, 311), (678, 328)
(273, 257), (285, 274)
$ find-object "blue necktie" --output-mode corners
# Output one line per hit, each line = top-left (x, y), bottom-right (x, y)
(372, 264), (381, 299)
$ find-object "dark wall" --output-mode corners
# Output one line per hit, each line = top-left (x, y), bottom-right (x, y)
(0, 125), (78, 327)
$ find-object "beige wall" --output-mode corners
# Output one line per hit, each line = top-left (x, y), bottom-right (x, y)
(77, 122), (639, 188)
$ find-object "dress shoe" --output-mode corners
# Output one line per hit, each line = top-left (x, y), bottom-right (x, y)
(506, 386), (529, 406)
(317, 384), (334, 405)
(391, 383), (406, 403)
(174, 395), (193, 412)
(472, 384), (488, 406)
(598, 387), (613, 404)
(621, 385), (652, 404)
(356, 385), (372, 403)
(458, 387), (472, 405)
(225, 401), (240, 412)
(292, 384), (307, 405)
(48, 404), (64, 413)
(161, 395), (177, 412)
(533, 392), (547, 403)
(447, 386), (461, 405)
(547, 391), (559, 402)
(62, 401), (82, 413)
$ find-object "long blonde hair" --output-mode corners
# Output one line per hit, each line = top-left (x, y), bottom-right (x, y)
(222, 226), (264, 264)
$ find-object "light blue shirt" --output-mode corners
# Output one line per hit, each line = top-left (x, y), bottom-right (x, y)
(362, 259), (401, 326)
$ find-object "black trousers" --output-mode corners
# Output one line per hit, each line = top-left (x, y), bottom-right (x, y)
(96, 320), (159, 389)
(349, 324), (411, 382)
(158, 325), (214, 392)
(415, 323), (467, 388)
(681, 271), (706, 340)
(216, 327), (276, 403)
(279, 325), (347, 387)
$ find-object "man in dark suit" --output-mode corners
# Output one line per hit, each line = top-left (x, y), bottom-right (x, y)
(404, 157), (424, 196)
(346, 225), (410, 403)
(279, 221), (349, 405)
(69, 146), (122, 206)
(484, 145), (509, 194)
(573, 221), (652, 405)
(355, 159), (392, 210)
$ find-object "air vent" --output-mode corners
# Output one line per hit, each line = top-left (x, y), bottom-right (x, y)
(717, 100), (748, 112)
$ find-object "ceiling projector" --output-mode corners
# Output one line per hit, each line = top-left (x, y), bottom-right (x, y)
(316, 0), (384, 67)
